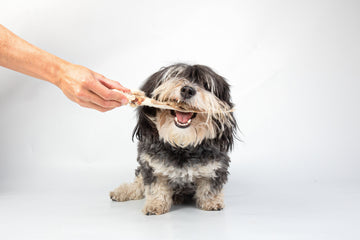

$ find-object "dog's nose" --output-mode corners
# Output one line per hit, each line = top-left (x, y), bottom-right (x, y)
(180, 86), (196, 99)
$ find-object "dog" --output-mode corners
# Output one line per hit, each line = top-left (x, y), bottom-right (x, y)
(110, 63), (237, 215)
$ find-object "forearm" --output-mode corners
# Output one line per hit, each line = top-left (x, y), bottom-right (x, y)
(0, 25), (129, 112)
(0, 24), (68, 86)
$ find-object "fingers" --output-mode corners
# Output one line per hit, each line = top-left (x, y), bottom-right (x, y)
(78, 90), (123, 109)
(99, 76), (130, 93)
(89, 76), (129, 105)
(77, 99), (112, 112)
(59, 64), (130, 112)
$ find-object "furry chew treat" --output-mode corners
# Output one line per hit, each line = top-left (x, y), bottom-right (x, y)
(113, 89), (234, 113)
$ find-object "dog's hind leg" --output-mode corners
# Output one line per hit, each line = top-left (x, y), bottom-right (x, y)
(110, 175), (145, 202)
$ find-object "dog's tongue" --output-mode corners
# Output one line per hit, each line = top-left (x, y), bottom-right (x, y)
(175, 111), (193, 123)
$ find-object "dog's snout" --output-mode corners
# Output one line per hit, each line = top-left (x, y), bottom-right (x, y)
(180, 86), (196, 99)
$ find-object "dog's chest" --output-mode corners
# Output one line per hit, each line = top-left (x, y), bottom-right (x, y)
(140, 153), (221, 183)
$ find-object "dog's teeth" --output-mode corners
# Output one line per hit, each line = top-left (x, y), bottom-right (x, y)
(174, 116), (192, 127)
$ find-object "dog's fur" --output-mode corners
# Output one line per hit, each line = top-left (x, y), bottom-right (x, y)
(110, 63), (237, 215)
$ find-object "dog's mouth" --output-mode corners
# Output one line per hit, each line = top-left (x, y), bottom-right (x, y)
(171, 110), (197, 128)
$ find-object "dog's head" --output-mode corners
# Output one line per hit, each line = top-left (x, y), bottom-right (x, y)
(133, 63), (237, 151)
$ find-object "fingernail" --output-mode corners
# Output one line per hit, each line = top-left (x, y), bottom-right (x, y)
(121, 99), (128, 105)
(122, 87), (130, 93)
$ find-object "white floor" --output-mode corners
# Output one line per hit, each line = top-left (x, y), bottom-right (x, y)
(1, 179), (359, 240)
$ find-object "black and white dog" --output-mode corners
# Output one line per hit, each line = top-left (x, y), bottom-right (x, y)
(110, 63), (237, 215)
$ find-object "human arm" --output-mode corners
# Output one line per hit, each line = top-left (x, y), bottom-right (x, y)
(0, 24), (129, 112)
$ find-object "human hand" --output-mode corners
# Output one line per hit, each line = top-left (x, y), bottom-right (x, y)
(57, 63), (130, 112)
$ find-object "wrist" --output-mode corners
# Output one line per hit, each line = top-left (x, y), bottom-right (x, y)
(51, 59), (72, 88)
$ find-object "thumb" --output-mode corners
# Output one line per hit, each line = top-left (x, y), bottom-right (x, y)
(97, 75), (130, 93)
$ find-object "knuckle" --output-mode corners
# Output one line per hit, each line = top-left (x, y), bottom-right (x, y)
(78, 90), (86, 98)
(75, 88), (84, 96)
(81, 79), (90, 88)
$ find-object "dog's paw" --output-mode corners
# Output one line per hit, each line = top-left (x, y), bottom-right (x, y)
(197, 198), (224, 211)
(142, 202), (171, 215)
(110, 182), (145, 202)
(110, 190), (143, 202)
(199, 202), (224, 211)
(109, 191), (127, 202)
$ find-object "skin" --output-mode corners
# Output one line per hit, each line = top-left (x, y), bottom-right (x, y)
(0, 25), (130, 112)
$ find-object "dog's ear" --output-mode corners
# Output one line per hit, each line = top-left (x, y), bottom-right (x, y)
(132, 106), (158, 142)
(216, 112), (237, 152)
(132, 70), (163, 141)
(139, 70), (163, 98)
(213, 75), (238, 152)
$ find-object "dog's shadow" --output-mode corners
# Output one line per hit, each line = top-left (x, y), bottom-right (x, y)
(110, 198), (197, 214)
(170, 199), (197, 212)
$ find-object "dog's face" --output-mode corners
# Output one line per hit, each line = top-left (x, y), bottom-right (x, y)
(133, 64), (236, 151)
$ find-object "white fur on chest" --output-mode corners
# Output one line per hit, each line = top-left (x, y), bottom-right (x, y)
(140, 153), (221, 183)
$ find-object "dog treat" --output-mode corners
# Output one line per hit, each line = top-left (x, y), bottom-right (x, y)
(113, 89), (234, 113)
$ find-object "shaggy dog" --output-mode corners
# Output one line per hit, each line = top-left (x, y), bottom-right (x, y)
(110, 63), (237, 215)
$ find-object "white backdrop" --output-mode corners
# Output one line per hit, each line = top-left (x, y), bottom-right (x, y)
(1, 0), (360, 239)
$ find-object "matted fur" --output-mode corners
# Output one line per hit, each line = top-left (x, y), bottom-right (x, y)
(110, 63), (237, 215)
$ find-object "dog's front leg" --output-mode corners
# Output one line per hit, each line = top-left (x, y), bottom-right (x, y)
(142, 176), (173, 215)
(195, 178), (225, 211)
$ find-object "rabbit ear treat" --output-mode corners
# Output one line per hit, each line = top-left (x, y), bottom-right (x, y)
(113, 89), (234, 114)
